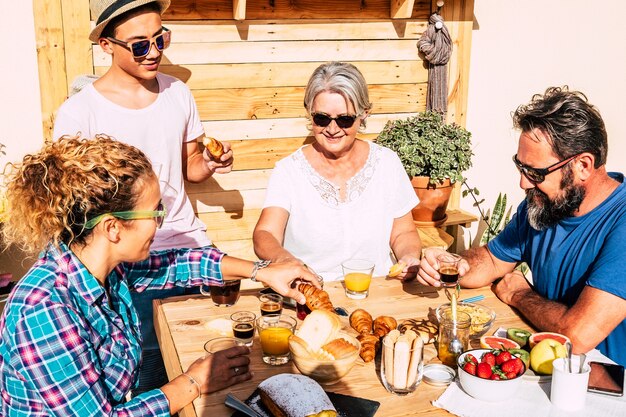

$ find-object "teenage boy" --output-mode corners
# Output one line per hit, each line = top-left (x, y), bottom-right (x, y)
(53, 0), (234, 393)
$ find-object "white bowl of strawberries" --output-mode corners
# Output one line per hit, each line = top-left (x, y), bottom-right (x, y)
(457, 348), (526, 402)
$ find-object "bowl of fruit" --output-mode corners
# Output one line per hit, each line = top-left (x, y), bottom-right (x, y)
(436, 302), (496, 339)
(457, 348), (526, 402)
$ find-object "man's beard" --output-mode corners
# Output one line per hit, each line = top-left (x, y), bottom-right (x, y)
(526, 168), (586, 230)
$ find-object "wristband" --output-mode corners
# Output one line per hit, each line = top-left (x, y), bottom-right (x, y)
(250, 260), (271, 282)
(182, 372), (202, 399)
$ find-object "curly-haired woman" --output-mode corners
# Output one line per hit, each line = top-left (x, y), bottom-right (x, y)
(0, 136), (318, 416)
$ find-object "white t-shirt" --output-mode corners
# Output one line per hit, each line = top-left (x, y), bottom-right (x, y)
(263, 141), (419, 281)
(53, 73), (211, 250)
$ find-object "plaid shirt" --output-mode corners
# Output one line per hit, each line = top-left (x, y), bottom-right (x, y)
(0, 242), (224, 416)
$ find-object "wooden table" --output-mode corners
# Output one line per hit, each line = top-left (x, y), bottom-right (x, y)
(154, 278), (532, 417)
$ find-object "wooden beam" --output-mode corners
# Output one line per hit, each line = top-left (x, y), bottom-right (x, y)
(390, 0), (416, 19)
(33, 0), (67, 142)
(61, 0), (92, 89)
(233, 0), (246, 20)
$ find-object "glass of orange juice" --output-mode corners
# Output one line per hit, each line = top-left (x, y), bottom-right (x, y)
(342, 259), (375, 300)
(256, 314), (297, 365)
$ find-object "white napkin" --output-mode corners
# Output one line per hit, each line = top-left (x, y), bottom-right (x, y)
(433, 349), (626, 417)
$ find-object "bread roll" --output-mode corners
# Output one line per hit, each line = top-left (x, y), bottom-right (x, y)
(259, 374), (337, 417)
(321, 338), (358, 360)
(297, 310), (342, 352)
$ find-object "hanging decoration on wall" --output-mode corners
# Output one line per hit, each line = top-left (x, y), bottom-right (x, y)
(417, 9), (452, 115)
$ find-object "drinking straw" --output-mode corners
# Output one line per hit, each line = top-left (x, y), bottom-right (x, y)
(459, 294), (485, 303)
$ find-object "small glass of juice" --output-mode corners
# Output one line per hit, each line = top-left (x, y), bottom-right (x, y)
(256, 314), (297, 365)
(342, 259), (375, 300)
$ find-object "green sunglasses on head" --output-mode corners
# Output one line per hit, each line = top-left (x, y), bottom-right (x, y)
(84, 201), (167, 230)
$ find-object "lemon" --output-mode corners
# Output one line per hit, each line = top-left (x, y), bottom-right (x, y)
(530, 338), (567, 374)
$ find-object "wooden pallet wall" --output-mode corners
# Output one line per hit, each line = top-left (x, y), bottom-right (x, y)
(33, 0), (475, 260)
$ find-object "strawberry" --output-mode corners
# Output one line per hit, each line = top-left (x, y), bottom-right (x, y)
(505, 371), (517, 379)
(463, 361), (477, 376)
(490, 373), (501, 380)
(464, 354), (478, 365)
(511, 357), (524, 374)
(500, 359), (518, 374)
(476, 362), (493, 379)
(496, 350), (512, 365)
(482, 352), (496, 366)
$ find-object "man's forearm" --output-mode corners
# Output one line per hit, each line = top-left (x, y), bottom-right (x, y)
(508, 288), (569, 332)
(458, 246), (509, 288)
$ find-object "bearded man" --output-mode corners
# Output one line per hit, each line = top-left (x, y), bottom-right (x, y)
(418, 86), (626, 366)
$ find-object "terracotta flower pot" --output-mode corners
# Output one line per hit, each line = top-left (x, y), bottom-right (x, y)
(410, 176), (453, 227)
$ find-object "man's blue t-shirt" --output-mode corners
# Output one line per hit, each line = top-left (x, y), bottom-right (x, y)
(488, 173), (626, 366)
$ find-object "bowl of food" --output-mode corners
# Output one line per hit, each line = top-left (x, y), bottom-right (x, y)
(289, 331), (360, 385)
(457, 348), (526, 402)
(436, 302), (496, 339)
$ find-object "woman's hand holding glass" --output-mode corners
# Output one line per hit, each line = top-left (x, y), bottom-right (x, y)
(416, 248), (470, 287)
(186, 344), (252, 395)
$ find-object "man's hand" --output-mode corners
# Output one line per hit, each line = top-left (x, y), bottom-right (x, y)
(417, 248), (470, 287)
(204, 141), (234, 174)
(492, 270), (532, 305)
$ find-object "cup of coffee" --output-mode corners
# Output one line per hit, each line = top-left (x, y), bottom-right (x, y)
(230, 311), (256, 347)
(200, 280), (241, 307)
(259, 293), (283, 316)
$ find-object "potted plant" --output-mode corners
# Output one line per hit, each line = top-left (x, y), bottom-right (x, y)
(376, 111), (473, 225)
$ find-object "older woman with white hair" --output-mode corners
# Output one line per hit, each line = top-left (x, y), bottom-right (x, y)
(253, 62), (422, 282)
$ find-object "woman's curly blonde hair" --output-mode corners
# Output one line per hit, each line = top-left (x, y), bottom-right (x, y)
(1, 135), (154, 254)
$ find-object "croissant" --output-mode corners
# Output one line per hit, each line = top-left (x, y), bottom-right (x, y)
(349, 309), (373, 334)
(202, 136), (224, 159)
(298, 283), (334, 312)
(373, 316), (398, 339)
(321, 338), (358, 360)
(356, 333), (380, 363)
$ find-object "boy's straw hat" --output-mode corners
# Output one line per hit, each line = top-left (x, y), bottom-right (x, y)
(89, 0), (171, 43)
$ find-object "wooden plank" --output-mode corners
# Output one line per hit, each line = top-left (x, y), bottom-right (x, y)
(95, 61), (429, 90)
(185, 170), (272, 193)
(212, 239), (257, 260)
(199, 209), (262, 242)
(391, 0), (416, 19)
(192, 83), (426, 121)
(60, 0), (92, 90)
(193, 189), (266, 213)
(435, 0), (475, 208)
(153, 299), (196, 417)
(158, 20), (428, 42)
(163, 0), (431, 20)
(233, 0), (246, 20)
(33, 0), (68, 142)
(94, 39), (422, 66)
(201, 112), (418, 141)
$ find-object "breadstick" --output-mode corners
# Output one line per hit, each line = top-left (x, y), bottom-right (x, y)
(383, 329), (400, 386)
(405, 330), (423, 387)
(393, 334), (412, 390)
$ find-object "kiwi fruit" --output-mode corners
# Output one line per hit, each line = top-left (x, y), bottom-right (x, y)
(507, 327), (532, 348)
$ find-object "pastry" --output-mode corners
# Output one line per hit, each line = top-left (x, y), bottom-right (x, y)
(349, 308), (373, 334)
(296, 310), (342, 352)
(259, 374), (337, 417)
(202, 136), (224, 159)
(356, 333), (380, 362)
(373, 315), (398, 338)
(382, 329), (423, 389)
(298, 283), (335, 312)
(388, 262), (406, 278)
(398, 318), (438, 344)
(321, 338), (358, 360)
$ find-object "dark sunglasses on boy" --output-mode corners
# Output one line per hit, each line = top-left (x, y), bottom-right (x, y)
(311, 112), (358, 129)
(512, 153), (580, 184)
(107, 27), (171, 59)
